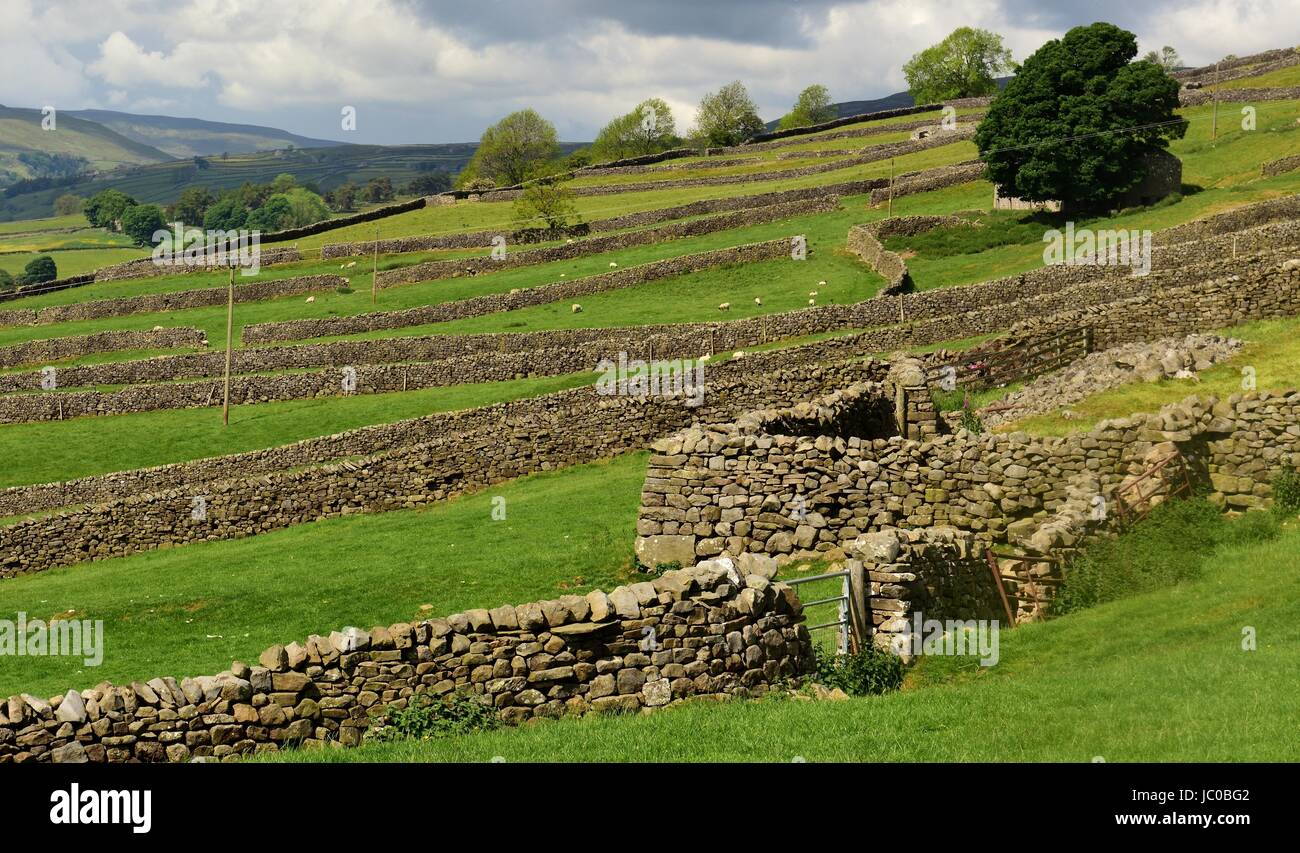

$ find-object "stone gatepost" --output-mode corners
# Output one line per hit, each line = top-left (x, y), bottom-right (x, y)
(886, 357), (938, 441)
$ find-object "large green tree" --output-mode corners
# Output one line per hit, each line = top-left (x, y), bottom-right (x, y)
(590, 98), (679, 161)
(83, 189), (136, 230)
(693, 81), (764, 147)
(465, 109), (560, 186)
(120, 204), (166, 246)
(778, 84), (836, 130)
(903, 27), (1014, 104)
(974, 22), (1185, 212)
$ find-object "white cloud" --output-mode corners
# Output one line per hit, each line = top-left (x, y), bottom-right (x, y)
(8, 0), (1300, 141)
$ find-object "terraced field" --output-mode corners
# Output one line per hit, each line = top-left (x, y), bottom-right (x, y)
(2, 56), (1299, 766)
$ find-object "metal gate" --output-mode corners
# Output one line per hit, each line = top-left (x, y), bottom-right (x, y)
(785, 561), (869, 655)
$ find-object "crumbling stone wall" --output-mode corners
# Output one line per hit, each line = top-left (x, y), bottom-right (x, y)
(1262, 154), (1300, 178)
(0, 557), (811, 763)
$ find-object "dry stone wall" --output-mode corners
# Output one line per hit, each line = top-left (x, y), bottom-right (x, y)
(1262, 154), (1300, 177)
(0, 328), (206, 370)
(324, 183), (872, 256)
(93, 248), (303, 283)
(1180, 86), (1300, 106)
(853, 527), (1005, 649)
(634, 384), (1300, 566)
(0, 352), (892, 574)
(0, 557), (811, 763)
(867, 161), (986, 204)
(0, 274), (347, 329)
(250, 238), (794, 344)
(473, 127), (975, 202)
(372, 196), (838, 288)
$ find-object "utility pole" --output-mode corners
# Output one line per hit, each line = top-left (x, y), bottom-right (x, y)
(371, 222), (379, 305)
(888, 157), (895, 218)
(222, 265), (234, 426)
(1211, 61), (1220, 141)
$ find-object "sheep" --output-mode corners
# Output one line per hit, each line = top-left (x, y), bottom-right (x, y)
(754, 297), (762, 306)
(717, 302), (730, 310)
(609, 262), (618, 267)
(346, 261), (357, 268)
(305, 296), (316, 304)
(731, 350), (746, 360)
(571, 304), (583, 313)
(809, 291), (818, 297)
(818, 280), (826, 286)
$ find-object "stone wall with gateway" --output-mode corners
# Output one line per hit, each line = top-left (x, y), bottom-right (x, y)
(0, 274), (347, 329)
(633, 382), (1300, 566)
(371, 196), (838, 287)
(0, 351), (896, 575)
(0, 327), (206, 370)
(0, 557), (811, 762)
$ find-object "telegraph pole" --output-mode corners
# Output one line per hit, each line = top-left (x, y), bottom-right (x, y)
(1211, 61), (1220, 141)
(888, 157), (895, 218)
(371, 222), (379, 305)
(222, 265), (234, 426)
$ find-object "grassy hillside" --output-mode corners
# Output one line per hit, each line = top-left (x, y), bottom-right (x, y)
(67, 109), (342, 158)
(0, 106), (171, 179)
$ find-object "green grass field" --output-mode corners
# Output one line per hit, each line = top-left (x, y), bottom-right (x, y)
(0, 453), (649, 697)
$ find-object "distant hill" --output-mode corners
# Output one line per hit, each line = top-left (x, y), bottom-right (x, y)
(67, 110), (344, 159)
(0, 105), (172, 187)
(764, 79), (1011, 130)
(0, 140), (581, 222)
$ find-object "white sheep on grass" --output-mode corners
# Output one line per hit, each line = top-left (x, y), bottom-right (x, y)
(717, 302), (730, 310)
(571, 303), (583, 313)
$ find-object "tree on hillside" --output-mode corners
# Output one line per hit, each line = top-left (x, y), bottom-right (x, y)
(83, 189), (137, 230)
(53, 193), (83, 217)
(172, 186), (214, 226)
(327, 182), (359, 212)
(513, 171), (578, 232)
(363, 176), (394, 204)
(778, 85), (836, 130)
(590, 98), (679, 161)
(19, 255), (57, 285)
(974, 22), (1186, 213)
(465, 109), (561, 186)
(245, 195), (295, 232)
(404, 172), (452, 196)
(0, 269), (14, 292)
(903, 27), (1014, 103)
(1143, 45), (1182, 71)
(693, 82), (764, 147)
(121, 204), (167, 246)
(279, 188), (331, 228)
(203, 195), (248, 231)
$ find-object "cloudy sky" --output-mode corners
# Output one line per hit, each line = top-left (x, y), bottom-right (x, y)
(5, 0), (1299, 144)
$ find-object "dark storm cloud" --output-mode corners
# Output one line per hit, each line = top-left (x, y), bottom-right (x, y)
(410, 0), (841, 47)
